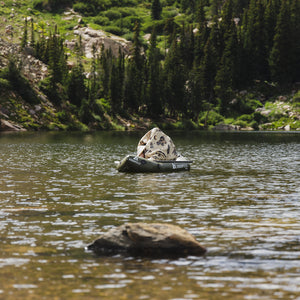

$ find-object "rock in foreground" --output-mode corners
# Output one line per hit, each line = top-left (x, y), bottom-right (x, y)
(88, 223), (206, 257)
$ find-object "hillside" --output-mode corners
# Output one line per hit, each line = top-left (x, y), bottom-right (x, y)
(0, 0), (300, 131)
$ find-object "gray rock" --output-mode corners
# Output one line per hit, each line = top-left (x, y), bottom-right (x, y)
(0, 119), (26, 131)
(88, 223), (207, 257)
(73, 26), (132, 58)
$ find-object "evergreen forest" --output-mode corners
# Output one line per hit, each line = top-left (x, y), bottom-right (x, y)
(1, 0), (300, 130)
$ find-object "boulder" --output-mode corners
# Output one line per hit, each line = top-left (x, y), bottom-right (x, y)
(88, 223), (206, 257)
(73, 27), (132, 58)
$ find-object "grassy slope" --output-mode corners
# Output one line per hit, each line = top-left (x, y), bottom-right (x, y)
(0, 0), (299, 131)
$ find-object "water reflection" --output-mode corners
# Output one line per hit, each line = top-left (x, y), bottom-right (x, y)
(0, 131), (299, 299)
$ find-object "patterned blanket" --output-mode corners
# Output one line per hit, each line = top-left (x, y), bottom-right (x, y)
(137, 127), (178, 161)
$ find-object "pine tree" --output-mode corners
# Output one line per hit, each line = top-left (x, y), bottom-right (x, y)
(210, 0), (222, 16)
(100, 47), (113, 99)
(163, 39), (186, 117)
(200, 36), (218, 106)
(48, 27), (68, 87)
(214, 21), (238, 115)
(290, 0), (300, 82)
(109, 48), (125, 113)
(194, 0), (208, 66)
(151, 0), (162, 20)
(269, 0), (293, 83)
(30, 18), (35, 47)
(67, 40), (86, 107)
(241, 0), (269, 82)
(67, 63), (86, 107)
(124, 21), (145, 112)
(21, 18), (28, 49)
(146, 26), (163, 116)
(264, 0), (281, 54)
(88, 44), (99, 105)
(179, 23), (195, 70)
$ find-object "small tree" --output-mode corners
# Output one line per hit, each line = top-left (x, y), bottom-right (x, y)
(21, 18), (28, 49)
(151, 0), (162, 20)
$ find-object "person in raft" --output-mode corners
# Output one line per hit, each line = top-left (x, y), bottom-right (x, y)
(137, 127), (186, 161)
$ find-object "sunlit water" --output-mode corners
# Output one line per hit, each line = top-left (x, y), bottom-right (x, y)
(0, 131), (299, 300)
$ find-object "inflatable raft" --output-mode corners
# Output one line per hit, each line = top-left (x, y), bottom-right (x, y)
(116, 155), (192, 173)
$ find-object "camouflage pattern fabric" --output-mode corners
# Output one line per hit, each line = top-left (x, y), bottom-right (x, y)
(137, 127), (178, 161)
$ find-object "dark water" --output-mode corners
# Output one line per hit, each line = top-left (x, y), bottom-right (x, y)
(0, 131), (299, 300)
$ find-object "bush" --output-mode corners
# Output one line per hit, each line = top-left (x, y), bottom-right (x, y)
(0, 78), (11, 90)
(73, 2), (96, 15)
(198, 110), (224, 126)
(237, 114), (253, 122)
(292, 90), (300, 105)
(94, 15), (110, 26)
(103, 25), (124, 36)
(32, 0), (46, 10)
(122, 32), (134, 41)
(104, 9), (122, 20)
(115, 16), (140, 31)
(33, 0), (72, 11)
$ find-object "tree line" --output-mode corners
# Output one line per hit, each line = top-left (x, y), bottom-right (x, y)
(22, 0), (300, 125)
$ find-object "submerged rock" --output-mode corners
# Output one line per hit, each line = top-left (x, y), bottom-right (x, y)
(88, 223), (207, 257)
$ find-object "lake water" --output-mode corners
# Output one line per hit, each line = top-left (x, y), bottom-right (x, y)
(0, 131), (299, 300)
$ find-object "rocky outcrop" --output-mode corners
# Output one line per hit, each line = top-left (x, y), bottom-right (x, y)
(0, 38), (48, 84)
(71, 27), (132, 58)
(88, 223), (207, 257)
(0, 119), (26, 131)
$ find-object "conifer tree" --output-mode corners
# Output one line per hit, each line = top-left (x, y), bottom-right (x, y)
(163, 39), (186, 116)
(30, 19), (35, 47)
(151, 0), (162, 20)
(21, 18), (28, 49)
(179, 23), (194, 70)
(290, 0), (300, 82)
(242, 0), (269, 82)
(264, 0), (281, 54)
(67, 41), (86, 107)
(146, 26), (163, 116)
(210, 0), (222, 16)
(188, 15), (220, 120)
(269, 0), (293, 83)
(214, 21), (238, 115)
(124, 21), (145, 112)
(88, 44), (99, 105)
(109, 48), (125, 113)
(200, 36), (218, 106)
(100, 47), (113, 99)
(194, 0), (208, 66)
(47, 27), (68, 87)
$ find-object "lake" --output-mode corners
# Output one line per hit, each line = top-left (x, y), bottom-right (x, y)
(0, 130), (299, 299)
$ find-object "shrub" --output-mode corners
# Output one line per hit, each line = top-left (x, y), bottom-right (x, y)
(115, 16), (141, 31)
(0, 78), (11, 90)
(292, 90), (300, 105)
(94, 15), (110, 26)
(237, 114), (253, 122)
(73, 2), (96, 15)
(104, 9), (122, 20)
(103, 25), (124, 36)
(32, 0), (46, 10)
(198, 110), (224, 126)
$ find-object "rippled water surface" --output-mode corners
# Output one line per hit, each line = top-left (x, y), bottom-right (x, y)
(0, 131), (299, 300)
